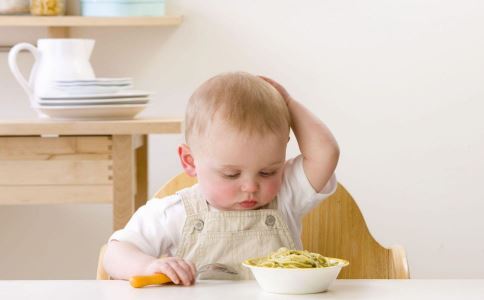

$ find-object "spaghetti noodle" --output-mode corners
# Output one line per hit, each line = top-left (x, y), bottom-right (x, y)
(248, 248), (338, 268)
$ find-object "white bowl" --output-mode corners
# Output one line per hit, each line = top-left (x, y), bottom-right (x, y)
(243, 257), (349, 294)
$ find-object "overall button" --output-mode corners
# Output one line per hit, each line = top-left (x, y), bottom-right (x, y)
(194, 219), (204, 231)
(265, 215), (276, 227)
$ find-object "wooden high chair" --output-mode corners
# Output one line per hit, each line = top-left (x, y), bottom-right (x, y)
(97, 173), (409, 279)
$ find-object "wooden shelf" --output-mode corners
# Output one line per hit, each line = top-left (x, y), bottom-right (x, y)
(0, 15), (183, 27)
(0, 118), (182, 135)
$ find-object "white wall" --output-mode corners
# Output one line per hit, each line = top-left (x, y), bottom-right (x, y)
(1, 0), (483, 279)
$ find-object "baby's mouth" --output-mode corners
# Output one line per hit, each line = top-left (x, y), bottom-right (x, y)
(239, 200), (257, 209)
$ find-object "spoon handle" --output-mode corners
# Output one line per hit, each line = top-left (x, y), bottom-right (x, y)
(129, 274), (172, 288)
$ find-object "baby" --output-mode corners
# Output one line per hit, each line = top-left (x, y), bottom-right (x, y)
(103, 72), (339, 285)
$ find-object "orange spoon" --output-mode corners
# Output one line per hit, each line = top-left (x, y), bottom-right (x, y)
(130, 273), (171, 288)
(129, 263), (238, 288)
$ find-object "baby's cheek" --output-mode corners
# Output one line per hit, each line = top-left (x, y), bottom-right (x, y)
(211, 181), (239, 201)
(264, 178), (283, 198)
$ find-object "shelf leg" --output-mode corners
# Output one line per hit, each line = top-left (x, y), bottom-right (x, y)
(135, 135), (148, 210)
(48, 26), (69, 38)
(112, 135), (135, 231)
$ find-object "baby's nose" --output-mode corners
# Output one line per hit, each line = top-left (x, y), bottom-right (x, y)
(241, 180), (259, 193)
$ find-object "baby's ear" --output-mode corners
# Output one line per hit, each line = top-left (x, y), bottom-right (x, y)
(178, 144), (197, 177)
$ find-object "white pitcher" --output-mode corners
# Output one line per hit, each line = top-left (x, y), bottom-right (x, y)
(8, 39), (96, 106)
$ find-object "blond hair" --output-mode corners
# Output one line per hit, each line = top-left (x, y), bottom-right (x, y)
(185, 72), (291, 145)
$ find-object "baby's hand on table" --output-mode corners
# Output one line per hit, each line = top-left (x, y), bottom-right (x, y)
(145, 256), (196, 286)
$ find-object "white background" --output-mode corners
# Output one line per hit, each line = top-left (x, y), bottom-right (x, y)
(0, 0), (483, 279)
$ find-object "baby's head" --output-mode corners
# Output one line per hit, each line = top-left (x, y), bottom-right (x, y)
(179, 72), (291, 210)
(185, 72), (290, 149)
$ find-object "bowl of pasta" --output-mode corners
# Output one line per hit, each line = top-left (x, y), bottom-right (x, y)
(242, 248), (349, 294)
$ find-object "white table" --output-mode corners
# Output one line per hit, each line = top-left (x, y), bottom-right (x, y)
(1, 280), (483, 300)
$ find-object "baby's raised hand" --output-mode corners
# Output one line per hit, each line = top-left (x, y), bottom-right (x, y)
(145, 256), (196, 286)
(259, 76), (293, 105)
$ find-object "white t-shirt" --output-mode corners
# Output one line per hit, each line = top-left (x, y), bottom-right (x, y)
(110, 155), (337, 258)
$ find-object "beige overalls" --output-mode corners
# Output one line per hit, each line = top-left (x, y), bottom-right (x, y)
(175, 185), (296, 280)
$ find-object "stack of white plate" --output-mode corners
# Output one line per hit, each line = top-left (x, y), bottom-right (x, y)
(54, 77), (134, 94)
(35, 78), (152, 120)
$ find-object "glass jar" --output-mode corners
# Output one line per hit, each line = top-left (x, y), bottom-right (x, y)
(30, 0), (65, 16)
(0, 0), (30, 15)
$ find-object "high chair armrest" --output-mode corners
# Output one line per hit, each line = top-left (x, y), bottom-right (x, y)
(389, 245), (410, 279)
(96, 244), (110, 280)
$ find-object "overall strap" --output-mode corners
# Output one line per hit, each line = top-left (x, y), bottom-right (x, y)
(177, 184), (209, 216)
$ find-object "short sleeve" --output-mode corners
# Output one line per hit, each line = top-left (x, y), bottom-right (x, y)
(109, 194), (185, 258)
(279, 155), (337, 216)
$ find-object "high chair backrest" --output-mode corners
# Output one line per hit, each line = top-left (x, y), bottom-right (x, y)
(301, 183), (409, 279)
(97, 172), (409, 279)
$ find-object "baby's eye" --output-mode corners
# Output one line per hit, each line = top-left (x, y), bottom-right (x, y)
(223, 173), (240, 179)
(259, 171), (276, 177)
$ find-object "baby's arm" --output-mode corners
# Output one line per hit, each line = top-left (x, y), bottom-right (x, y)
(261, 77), (339, 192)
(103, 240), (196, 285)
